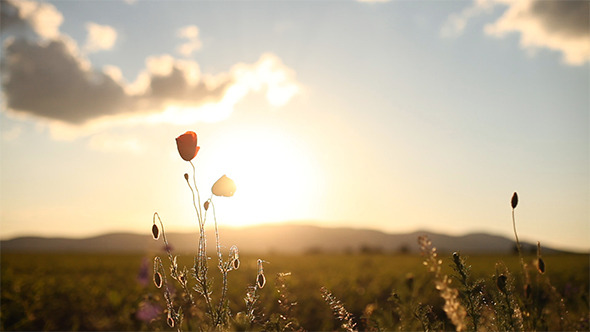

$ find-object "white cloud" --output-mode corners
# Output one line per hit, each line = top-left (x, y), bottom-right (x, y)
(440, 0), (493, 38)
(443, 0), (590, 66)
(176, 25), (202, 57)
(84, 22), (117, 53)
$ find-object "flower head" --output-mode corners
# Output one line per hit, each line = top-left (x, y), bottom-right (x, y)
(211, 175), (236, 197)
(176, 131), (200, 161)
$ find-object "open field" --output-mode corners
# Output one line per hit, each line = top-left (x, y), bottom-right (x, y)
(1, 251), (589, 331)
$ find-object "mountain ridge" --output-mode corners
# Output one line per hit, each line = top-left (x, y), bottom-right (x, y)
(0, 224), (571, 254)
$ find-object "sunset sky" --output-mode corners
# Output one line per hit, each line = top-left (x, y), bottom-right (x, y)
(1, 0), (588, 252)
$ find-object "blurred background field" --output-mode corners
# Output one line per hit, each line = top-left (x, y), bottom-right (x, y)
(2, 251), (588, 331)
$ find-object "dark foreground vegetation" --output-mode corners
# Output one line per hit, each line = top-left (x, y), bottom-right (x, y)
(1, 251), (588, 331)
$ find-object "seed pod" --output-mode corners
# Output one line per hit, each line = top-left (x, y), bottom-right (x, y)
(204, 201), (210, 211)
(184, 173), (189, 181)
(257, 273), (266, 288)
(537, 258), (545, 274)
(154, 271), (162, 288)
(497, 274), (507, 293)
(452, 252), (460, 265)
(511, 192), (518, 209)
(232, 258), (240, 270)
(152, 224), (159, 240)
(167, 315), (175, 328)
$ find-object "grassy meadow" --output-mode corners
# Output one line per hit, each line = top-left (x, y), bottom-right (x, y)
(1, 250), (588, 331)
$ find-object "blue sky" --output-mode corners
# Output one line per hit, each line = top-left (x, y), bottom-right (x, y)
(1, 0), (588, 252)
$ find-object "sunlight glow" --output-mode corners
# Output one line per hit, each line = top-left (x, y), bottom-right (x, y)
(206, 127), (320, 228)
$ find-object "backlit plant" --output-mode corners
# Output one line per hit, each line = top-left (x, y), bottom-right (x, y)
(151, 131), (266, 331)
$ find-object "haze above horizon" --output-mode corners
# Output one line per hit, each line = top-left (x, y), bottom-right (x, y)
(1, 0), (588, 252)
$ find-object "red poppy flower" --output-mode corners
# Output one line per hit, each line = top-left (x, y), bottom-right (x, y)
(176, 131), (200, 161)
(211, 175), (236, 197)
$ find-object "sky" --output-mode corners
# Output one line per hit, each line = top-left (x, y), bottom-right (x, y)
(0, 0), (588, 252)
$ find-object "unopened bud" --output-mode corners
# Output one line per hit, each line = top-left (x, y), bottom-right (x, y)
(511, 192), (518, 209)
(204, 201), (210, 211)
(152, 224), (159, 240)
(497, 274), (507, 293)
(232, 258), (240, 270)
(167, 315), (175, 328)
(257, 273), (266, 288)
(184, 173), (189, 181)
(537, 258), (545, 274)
(154, 271), (162, 288)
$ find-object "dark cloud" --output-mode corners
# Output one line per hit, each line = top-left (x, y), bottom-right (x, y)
(530, 1), (590, 38)
(1, 38), (232, 124)
(0, 0), (296, 126)
(1, 1), (37, 39)
(2, 39), (130, 124)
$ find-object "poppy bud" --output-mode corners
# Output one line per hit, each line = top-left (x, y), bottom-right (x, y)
(257, 273), (266, 288)
(154, 271), (163, 288)
(497, 274), (507, 293)
(152, 224), (159, 240)
(204, 201), (210, 211)
(537, 258), (545, 274)
(175, 131), (200, 162)
(511, 192), (518, 209)
(184, 173), (189, 181)
(232, 258), (240, 270)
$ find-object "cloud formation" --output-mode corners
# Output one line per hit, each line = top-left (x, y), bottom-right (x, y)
(443, 0), (590, 66)
(0, 0), (62, 39)
(176, 25), (202, 57)
(84, 22), (117, 53)
(1, 0), (301, 139)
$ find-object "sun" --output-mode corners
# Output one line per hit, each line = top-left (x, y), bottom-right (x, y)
(203, 125), (321, 228)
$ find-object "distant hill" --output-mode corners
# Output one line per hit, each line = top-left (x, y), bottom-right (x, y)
(0, 224), (565, 254)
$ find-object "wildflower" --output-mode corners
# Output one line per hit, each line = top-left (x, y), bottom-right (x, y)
(176, 131), (200, 162)
(212, 175), (236, 197)
(136, 301), (162, 322)
(137, 258), (149, 287)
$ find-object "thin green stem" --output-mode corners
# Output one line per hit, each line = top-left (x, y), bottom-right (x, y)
(512, 209), (526, 277)
(190, 161), (203, 226)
